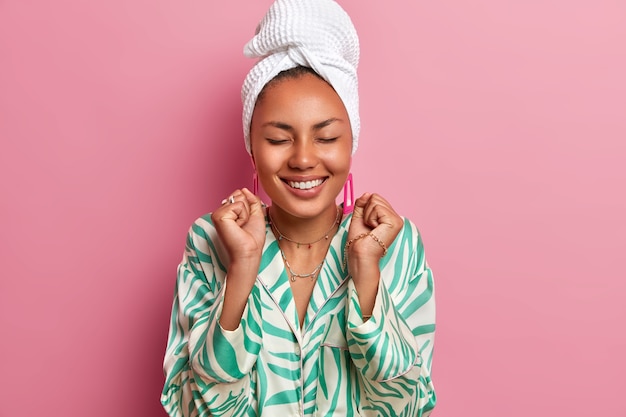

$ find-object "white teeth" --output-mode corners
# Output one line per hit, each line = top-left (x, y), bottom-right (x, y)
(288, 179), (324, 190)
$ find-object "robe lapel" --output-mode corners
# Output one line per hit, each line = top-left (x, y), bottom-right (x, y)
(302, 214), (352, 332)
(257, 213), (354, 334)
(256, 221), (300, 332)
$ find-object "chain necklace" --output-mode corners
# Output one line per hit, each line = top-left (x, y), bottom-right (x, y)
(268, 206), (340, 281)
(279, 249), (325, 282)
(268, 206), (341, 249)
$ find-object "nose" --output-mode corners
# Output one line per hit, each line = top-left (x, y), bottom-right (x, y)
(288, 138), (318, 170)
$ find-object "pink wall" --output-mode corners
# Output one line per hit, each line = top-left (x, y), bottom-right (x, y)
(1, 1), (624, 416)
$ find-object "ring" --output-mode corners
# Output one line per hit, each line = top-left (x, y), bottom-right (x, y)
(221, 195), (236, 205)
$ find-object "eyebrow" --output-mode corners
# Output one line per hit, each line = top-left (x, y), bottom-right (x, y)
(262, 118), (343, 132)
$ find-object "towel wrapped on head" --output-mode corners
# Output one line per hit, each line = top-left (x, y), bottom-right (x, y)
(241, 0), (360, 155)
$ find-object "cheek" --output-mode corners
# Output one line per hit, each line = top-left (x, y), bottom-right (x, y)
(252, 147), (283, 179)
(324, 144), (352, 174)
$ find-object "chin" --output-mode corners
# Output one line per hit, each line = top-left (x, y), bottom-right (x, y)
(271, 197), (339, 220)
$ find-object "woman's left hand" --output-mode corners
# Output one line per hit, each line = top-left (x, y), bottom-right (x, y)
(347, 192), (403, 268)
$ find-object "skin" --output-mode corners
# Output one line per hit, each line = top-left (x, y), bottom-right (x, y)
(211, 73), (404, 330)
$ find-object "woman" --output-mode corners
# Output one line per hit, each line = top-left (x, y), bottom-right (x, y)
(162, 1), (436, 416)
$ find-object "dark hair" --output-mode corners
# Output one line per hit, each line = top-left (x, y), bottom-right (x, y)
(256, 66), (326, 103)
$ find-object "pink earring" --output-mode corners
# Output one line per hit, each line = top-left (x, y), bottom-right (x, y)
(253, 171), (259, 196)
(343, 173), (354, 214)
(250, 156), (259, 196)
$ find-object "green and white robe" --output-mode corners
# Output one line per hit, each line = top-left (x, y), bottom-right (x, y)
(162, 212), (436, 416)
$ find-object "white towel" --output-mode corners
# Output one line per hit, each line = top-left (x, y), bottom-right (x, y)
(241, 0), (360, 155)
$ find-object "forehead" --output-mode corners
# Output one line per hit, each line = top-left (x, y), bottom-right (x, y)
(252, 74), (349, 125)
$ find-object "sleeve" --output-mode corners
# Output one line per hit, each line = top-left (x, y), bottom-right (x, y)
(161, 217), (264, 417)
(346, 218), (436, 416)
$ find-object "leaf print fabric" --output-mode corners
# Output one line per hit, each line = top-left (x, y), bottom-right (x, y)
(162, 213), (436, 416)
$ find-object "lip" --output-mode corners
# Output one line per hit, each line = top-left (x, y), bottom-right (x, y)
(280, 176), (328, 197)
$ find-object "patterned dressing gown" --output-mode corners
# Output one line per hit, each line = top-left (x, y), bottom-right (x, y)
(162, 211), (436, 416)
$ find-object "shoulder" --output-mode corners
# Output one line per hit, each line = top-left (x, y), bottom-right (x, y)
(184, 213), (219, 252)
(387, 216), (427, 264)
(190, 213), (215, 232)
(400, 216), (424, 245)
(181, 214), (233, 274)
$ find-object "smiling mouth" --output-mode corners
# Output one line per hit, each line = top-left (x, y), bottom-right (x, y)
(284, 178), (327, 190)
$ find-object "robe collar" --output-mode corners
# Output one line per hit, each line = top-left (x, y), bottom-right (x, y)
(256, 208), (352, 335)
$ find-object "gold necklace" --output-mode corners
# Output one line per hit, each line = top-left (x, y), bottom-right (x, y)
(268, 206), (341, 249)
(279, 248), (325, 281)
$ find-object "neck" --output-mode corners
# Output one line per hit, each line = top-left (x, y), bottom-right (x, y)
(268, 204), (340, 245)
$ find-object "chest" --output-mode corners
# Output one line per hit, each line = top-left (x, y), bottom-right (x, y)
(289, 279), (316, 328)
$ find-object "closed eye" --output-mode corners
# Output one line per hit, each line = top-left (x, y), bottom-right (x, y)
(317, 137), (338, 143)
(266, 138), (290, 145)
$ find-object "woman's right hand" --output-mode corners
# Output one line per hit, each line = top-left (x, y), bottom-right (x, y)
(211, 188), (265, 330)
(211, 188), (266, 264)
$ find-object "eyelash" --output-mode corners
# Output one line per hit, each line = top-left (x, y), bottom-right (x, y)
(266, 137), (338, 144)
(266, 138), (289, 145)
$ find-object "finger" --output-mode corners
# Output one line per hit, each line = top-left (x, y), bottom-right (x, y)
(229, 189), (244, 203)
(362, 195), (397, 230)
(352, 192), (372, 219)
(369, 193), (392, 209)
(220, 189), (241, 206)
(218, 191), (250, 224)
(361, 193), (390, 213)
(241, 188), (264, 216)
(361, 194), (383, 228)
(354, 192), (372, 207)
(214, 199), (248, 223)
(363, 203), (384, 229)
(231, 200), (250, 226)
(234, 194), (252, 226)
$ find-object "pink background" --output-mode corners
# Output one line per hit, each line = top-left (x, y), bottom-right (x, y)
(1, 0), (625, 416)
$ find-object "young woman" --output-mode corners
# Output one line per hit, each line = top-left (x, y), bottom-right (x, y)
(162, 1), (436, 416)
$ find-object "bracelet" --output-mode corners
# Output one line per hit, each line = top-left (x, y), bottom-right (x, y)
(366, 233), (388, 257)
(343, 232), (388, 268)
